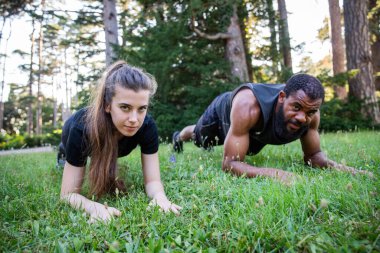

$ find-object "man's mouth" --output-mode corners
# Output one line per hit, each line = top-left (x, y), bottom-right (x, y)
(288, 121), (302, 131)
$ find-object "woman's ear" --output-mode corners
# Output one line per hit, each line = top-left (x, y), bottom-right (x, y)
(105, 104), (111, 113)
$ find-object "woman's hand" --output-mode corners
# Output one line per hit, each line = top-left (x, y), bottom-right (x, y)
(88, 202), (121, 223)
(148, 192), (182, 215)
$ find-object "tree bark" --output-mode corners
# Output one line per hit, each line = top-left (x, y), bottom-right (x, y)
(103, 0), (119, 66)
(277, 0), (292, 73)
(266, 0), (279, 79)
(344, 0), (380, 124)
(0, 19), (11, 131)
(27, 18), (35, 135)
(369, 0), (380, 90)
(193, 5), (249, 82)
(36, 0), (45, 135)
(328, 0), (347, 99)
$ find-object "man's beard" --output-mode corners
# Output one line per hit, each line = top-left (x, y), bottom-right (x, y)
(274, 104), (306, 140)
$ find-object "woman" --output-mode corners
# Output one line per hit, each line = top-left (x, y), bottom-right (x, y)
(59, 61), (182, 223)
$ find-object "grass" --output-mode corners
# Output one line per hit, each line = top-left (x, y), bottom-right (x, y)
(0, 131), (379, 252)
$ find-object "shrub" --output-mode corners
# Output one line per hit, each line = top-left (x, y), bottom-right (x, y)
(320, 97), (379, 132)
(0, 129), (62, 150)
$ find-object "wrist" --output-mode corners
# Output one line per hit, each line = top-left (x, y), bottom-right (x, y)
(152, 191), (166, 200)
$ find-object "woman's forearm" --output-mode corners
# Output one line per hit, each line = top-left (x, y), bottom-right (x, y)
(60, 192), (99, 215)
(144, 180), (165, 199)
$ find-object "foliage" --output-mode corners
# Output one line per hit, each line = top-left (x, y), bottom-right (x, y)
(0, 129), (61, 150)
(116, 0), (242, 138)
(0, 131), (379, 251)
(0, 0), (35, 18)
(320, 97), (380, 132)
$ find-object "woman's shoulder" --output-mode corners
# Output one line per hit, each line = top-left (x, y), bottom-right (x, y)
(143, 114), (157, 126)
(65, 107), (89, 131)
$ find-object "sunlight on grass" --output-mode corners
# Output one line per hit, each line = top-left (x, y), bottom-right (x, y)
(0, 131), (379, 252)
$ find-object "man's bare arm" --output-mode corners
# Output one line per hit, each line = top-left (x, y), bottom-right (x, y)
(301, 113), (373, 177)
(222, 89), (295, 183)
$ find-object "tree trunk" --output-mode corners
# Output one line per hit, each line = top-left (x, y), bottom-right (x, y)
(369, 0), (380, 90)
(52, 75), (57, 128)
(225, 6), (249, 82)
(36, 0), (45, 135)
(103, 0), (119, 66)
(266, 0), (279, 79)
(328, 0), (347, 99)
(344, 0), (380, 124)
(277, 0), (292, 74)
(0, 19), (11, 131)
(62, 47), (71, 122)
(193, 5), (249, 83)
(27, 18), (36, 135)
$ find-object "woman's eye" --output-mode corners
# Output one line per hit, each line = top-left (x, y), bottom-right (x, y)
(120, 106), (130, 111)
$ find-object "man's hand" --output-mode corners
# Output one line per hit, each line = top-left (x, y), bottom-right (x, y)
(333, 163), (374, 178)
(274, 169), (298, 185)
(88, 202), (121, 223)
(148, 192), (182, 215)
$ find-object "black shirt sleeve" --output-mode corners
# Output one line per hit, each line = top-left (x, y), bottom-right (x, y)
(139, 115), (159, 154)
(61, 108), (89, 167)
(65, 124), (88, 167)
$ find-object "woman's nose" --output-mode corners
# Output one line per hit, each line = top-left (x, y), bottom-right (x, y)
(128, 111), (138, 123)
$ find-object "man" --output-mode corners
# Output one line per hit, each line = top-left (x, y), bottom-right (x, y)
(172, 74), (371, 183)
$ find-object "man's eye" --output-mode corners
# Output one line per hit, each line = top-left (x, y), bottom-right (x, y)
(307, 111), (316, 117)
(293, 105), (300, 111)
(138, 107), (147, 112)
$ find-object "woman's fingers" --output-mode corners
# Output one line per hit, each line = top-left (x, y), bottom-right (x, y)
(108, 207), (121, 216)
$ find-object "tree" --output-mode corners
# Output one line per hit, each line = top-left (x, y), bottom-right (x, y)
(103, 0), (119, 66)
(343, 0), (380, 124)
(369, 0), (380, 90)
(0, 0), (34, 18)
(0, 19), (12, 130)
(266, 0), (279, 79)
(27, 17), (36, 134)
(328, 0), (347, 99)
(192, 4), (249, 82)
(36, 0), (45, 134)
(277, 0), (292, 79)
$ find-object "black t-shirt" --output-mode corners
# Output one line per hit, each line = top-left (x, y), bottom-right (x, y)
(61, 107), (159, 167)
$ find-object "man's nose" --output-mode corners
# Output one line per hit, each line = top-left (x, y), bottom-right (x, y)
(295, 111), (306, 123)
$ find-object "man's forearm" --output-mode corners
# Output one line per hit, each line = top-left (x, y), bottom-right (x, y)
(223, 160), (284, 178)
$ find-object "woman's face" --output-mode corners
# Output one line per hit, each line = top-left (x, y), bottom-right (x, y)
(106, 85), (150, 137)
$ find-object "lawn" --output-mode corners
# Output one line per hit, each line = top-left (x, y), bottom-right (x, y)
(0, 131), (379, 252)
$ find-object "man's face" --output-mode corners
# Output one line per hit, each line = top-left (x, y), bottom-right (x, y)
(275, 90), (322, 139)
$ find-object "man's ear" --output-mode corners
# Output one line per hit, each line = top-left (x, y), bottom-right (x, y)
(278, 91), (286, 103)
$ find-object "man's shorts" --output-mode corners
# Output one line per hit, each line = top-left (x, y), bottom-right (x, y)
(193, 93), (229, 149)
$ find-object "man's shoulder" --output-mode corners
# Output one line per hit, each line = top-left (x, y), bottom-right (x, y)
(233, 88), (260, 109)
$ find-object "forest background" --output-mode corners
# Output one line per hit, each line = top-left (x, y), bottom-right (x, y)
(0, 0), (379, 149)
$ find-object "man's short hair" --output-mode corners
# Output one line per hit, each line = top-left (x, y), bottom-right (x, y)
(284, 74), (325, 102)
